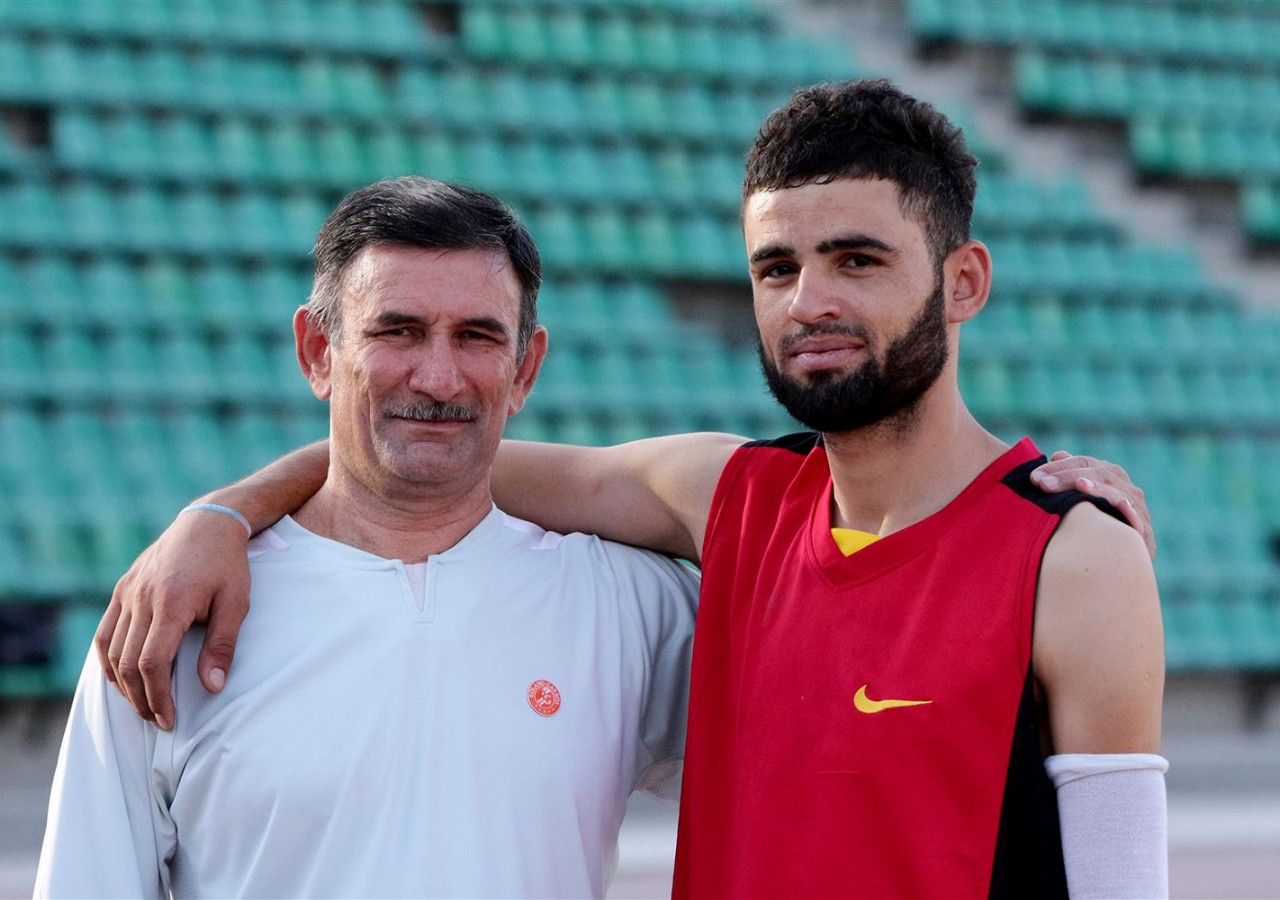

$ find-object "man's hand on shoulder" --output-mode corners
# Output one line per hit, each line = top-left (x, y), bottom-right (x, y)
(1031, 450), (1155, 560)
(1033, 503), (1164, 755)
(96, 510), (252, 730)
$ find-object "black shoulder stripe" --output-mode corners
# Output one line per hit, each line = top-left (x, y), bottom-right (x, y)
(740, 431), (822, 454)
(1000, 457), (1126, 523)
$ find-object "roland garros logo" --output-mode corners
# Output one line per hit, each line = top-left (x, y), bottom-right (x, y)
(527, 679), (562, 717)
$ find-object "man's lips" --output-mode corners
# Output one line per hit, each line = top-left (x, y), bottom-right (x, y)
(787, 338), (866, 371)
(388, 414), (474, 428)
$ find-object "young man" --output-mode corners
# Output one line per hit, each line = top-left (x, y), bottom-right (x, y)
(99, 83), (1163, 898)
(37, 178), (698, 898)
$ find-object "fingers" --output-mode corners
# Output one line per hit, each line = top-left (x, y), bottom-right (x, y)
(106, 605), (132, 698)
(94, 595), (123, 688)
(1064, 477), (1158, 560)
(197, 587), (250, 695)
(115, 604), (156, 723)
(1031, 452), (1106, 491)
(138, 610), (190, 731)
(1030, 451), (1157, 560)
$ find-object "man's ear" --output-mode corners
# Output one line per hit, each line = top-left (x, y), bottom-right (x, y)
(944, 240), (993, 324)
(508, 326), (549, 417)
(294, 306), (334, 401)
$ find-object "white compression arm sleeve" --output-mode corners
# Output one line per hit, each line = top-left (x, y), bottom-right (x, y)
(1045, 753), (1169, 899)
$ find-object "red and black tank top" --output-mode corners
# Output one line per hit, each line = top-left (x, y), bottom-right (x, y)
(672, 434), (1118, 899)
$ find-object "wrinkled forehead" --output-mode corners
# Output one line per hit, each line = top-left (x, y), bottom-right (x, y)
(342, 245), (521, 320)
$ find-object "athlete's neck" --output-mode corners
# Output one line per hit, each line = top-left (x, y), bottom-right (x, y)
(293, 462), (494, 563)
(823, 383), (1006, 537)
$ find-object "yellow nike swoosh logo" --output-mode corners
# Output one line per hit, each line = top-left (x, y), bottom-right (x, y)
(854, 684), (933, 714)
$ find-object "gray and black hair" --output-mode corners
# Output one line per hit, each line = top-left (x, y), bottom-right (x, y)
(307, 176), (541, 357)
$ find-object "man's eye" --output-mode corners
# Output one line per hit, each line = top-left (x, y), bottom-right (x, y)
(761, 263), (797, 279)
(845, 254), (878, 268)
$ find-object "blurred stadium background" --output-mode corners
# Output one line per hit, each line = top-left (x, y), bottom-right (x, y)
(1, 0), (1279, 896)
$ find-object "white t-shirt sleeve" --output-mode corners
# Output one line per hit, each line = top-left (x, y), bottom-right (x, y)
(34, 651), (174, 899)
(610, 550), (700, 804)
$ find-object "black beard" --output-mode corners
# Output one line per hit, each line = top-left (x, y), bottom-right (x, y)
(758, 279), (949, 435)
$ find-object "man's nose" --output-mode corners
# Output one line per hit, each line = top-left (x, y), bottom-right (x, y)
(406, 340), (466, 398)
(787, 272), (844, 323)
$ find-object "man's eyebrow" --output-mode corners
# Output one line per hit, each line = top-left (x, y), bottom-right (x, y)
(814, 234), (897, 255)
(749, 244), (795, 265)
(367, 311), (422, 330)
(458, 316), (510, 337)
(366, 312), (511, 337)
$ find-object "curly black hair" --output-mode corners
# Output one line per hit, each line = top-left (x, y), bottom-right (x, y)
(743, 79), (978, 264)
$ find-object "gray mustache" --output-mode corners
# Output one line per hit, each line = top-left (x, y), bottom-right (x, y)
(386, 402), (476, 422)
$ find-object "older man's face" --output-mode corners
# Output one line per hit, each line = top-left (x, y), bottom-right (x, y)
(301, 245), (543, 499)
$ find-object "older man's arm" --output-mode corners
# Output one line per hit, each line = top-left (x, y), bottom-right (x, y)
(35, 653), (173, 899)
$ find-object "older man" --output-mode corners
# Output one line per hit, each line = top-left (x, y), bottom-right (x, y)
(36, 178), (698, 898)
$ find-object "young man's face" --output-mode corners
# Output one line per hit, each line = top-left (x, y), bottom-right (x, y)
(299, 244), (544, 498)
(744, 177), (950, 435)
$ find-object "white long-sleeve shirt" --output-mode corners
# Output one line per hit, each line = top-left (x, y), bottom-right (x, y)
(36, 507), (699, 899)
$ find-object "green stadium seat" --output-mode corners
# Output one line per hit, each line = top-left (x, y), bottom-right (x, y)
(557, 143), (608, 201)
(459, 3), (505, 57)
(173, 190), (229, 254)
(103, 329), (161, 397)
(529, 73), (587, 132)
(156, 116), (215, 179)
(0, 256), (20, 308)
(594, 12), (642, 70)
(315, 122), (366, 183)
(545, 6), (595, 66)
(261, 120), (318, 183)
(584, 207), (634, 271)
(213, 117), (267, 181)
(61, 181), (116, 248)
(506, 139), (559, 198)
(458, 133), (510, 192)
(1244, 183), (1280, 241)
(368, 127), (415, 180)
(25, 255), (83, 317)
(140, 257), (201, 318)
(634, 15), (681, 74)
(104, 114), (158, 176)
(438, 69), (492, 129)
(173, 411), (236, 486)
(0, 327), (41, 394)
(120, 184), (176, 251)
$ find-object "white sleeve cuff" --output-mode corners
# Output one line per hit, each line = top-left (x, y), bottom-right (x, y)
(1046, 752), (1169, 899)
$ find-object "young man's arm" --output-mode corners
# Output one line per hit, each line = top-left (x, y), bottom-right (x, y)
(97, 441), (330, 728)
(35, 654), (172, 899)
(100, 436), (1159, 727)
(99, 433), (746, 726)
(1033, 504), (1167, 898)
(492, 433), (749, 560)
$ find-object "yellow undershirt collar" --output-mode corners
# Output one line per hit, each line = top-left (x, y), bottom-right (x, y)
(831, 527), (882, 557)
